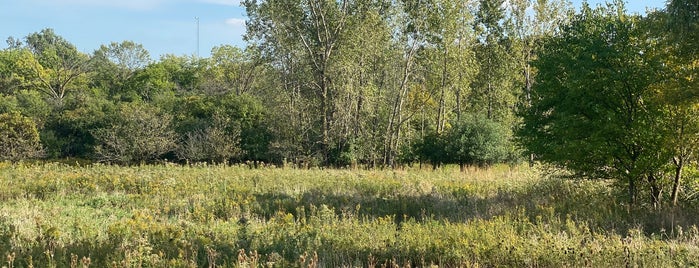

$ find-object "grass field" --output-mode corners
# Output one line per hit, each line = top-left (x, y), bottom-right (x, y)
(0, 162), (698, 267)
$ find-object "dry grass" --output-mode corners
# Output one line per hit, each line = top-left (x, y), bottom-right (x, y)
(0, 162), (697, 267)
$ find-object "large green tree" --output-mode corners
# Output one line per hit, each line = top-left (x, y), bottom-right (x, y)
(470, 0), (520, 123)
(519, 2), (670, 207)
(446, 113), (509, 170)
(245, 0), (352, 165)
(651, 3), (699, 206)
(91, 41), (151, 99)
(23, 29), (91, 104)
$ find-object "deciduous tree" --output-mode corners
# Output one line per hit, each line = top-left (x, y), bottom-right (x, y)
(23, 29), (90, 104)
(519, 2), (670, 207)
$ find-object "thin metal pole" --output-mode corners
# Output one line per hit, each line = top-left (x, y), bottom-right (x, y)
(195, 17), (200, 58)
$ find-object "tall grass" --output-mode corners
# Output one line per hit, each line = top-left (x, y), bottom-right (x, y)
(0, 162), (697, 267)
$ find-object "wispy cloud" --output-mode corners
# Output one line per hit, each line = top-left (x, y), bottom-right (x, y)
(225, 18), (246, 27)
(199, 0), (240, 6)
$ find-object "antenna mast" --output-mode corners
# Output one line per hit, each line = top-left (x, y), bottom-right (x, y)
(195, 17), (200, 58)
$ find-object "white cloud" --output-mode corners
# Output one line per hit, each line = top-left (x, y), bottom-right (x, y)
(199, 0), (240, 6)
(225, 18), (246, 27)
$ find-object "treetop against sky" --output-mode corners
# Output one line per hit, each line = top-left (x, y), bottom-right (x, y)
(0, 0), (663, 58)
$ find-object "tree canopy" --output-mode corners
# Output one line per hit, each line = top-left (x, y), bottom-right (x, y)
(518, 1), (699, 208)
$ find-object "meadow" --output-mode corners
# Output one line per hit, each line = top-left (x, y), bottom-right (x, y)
(0, 162), (698, 267)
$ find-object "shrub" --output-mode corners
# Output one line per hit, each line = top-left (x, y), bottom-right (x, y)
(176, 114), (244, 163)
(92, 102), (176, 164)
(413, 132), (449, 169)
(41, 89), (114, 158)
(445, 114), (509, 169)
(0, 111), (43, 160)
(172, 93), (270, 163)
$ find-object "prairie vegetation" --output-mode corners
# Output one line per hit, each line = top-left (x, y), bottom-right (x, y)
(2, 1), (699, 266)
(2, 1), (698, 210)
(1, 162), (699, 267)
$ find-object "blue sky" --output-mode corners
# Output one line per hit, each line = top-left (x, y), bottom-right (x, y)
(0, 0), (665, 59)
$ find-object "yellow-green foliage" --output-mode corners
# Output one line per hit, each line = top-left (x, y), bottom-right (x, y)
(0, 112), (43, 161)
(0, 162), (698, 267)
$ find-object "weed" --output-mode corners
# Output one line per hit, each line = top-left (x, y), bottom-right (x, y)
(0, 162), (698, 266)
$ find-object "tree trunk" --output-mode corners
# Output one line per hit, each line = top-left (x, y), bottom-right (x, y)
(455, 34), (464, 123)
(455, 84), (462, 122)
(648, 174), (662, 210)
(320, 77), (330, 164)
(385, 40), (418, 167)
(671, 157), (684, 207)
(437, 46), (448, 133)
(628, 176), (636, 206)
(487, 82), (493, 119)
(524, 47), (535, 167)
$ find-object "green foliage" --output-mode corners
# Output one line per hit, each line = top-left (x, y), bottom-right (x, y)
(2, 1), (696, 215)
(177, 115), (243, 163)
(470, 0), (522, 124)
(199, 45), (261, 96)
(0, 94), (18, 114)
(22, 28), (90, 102)
(173, 93), (269, 163)
(2, 17), (699, 268)
(0, 112), (43, 160)
(14, 90), (51, 127)
(412, 114), (510, 169)
(518, 2), (672, 205)
(41, 89), (114, 158)
(667, 0), (699, 57)
(413, 132), (448, 168)
(90, 41), (151, 99)
(0, 48), (40, 95)
(446, 114), (510, 168)
(92, 102), (176, 164)
(156, 54), (203, 92)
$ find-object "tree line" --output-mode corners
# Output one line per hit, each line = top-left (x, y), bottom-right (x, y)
(1, 0), (697, 207)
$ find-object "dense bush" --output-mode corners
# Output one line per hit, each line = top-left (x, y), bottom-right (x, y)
(446, 114), (510, 169)
(172, 93), (269, 164)
(413, 132), (448, 168)
(41, 89), (114, 158)
(0, 112), (43, 160)
(176, 115), (243, 163)
(413, 114), (511, 169)
(92, 102), (176, 164)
